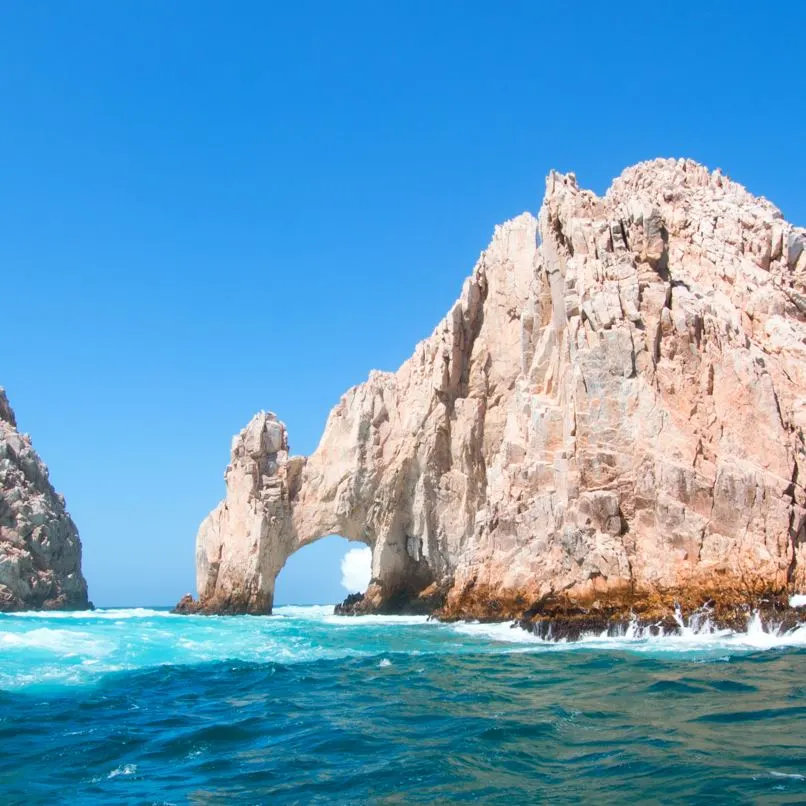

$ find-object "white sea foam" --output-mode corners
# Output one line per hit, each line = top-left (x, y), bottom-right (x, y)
(108, 764), (137, 779)
(274, 604), (336, 619)
(274, 604), (432, 626)
(0, 604), (803, 691)
(450, 620), (543, 644)
(323, 613), (432, 626)
(0, 627), (114, 655)
(450, 608), (806, 655)
(4, 607), (176, 620)
(770, 771), (806, 781)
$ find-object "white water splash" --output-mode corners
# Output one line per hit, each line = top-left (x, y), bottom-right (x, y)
(452, 606), (806, 655)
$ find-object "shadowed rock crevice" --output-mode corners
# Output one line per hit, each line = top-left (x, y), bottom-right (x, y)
(179, 159), (806, 629)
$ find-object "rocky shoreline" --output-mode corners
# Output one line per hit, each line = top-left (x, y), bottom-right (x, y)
(514, 591), (806, 642)
(332, 585), (806, 641)
(332, 577), (806, 637)
(172, 580), (806, 645)
(175, 585), (806, 646)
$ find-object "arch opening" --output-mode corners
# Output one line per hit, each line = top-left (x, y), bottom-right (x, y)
(272, 534), (372, 608)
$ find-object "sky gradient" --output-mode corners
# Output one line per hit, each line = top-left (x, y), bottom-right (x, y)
(2, 1), (805, 606)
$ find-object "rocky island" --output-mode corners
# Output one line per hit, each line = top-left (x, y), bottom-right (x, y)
(0, 388), (90, 611)
(179, 159), (806, 636)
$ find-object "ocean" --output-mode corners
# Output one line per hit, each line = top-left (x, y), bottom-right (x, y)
(0, 605), (804, 804)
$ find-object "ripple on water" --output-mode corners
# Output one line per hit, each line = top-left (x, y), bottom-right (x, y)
(0, 608), (804, 802)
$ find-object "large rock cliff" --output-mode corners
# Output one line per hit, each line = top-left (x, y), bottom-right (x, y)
(0, 389), (90, 610)
(182, 159), (806, 629)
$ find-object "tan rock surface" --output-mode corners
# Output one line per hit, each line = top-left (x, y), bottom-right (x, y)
(0, 388), (90, 610)
(186, 159), (806, 621)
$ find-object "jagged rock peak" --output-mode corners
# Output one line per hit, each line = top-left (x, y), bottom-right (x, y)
(0, 388), (17, 427)
(182, 158), (806, 632)
(0, 387), (90, 611)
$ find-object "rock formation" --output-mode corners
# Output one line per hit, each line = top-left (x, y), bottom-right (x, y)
(181, 159), (806, 632)
(0, 388), (90, 610)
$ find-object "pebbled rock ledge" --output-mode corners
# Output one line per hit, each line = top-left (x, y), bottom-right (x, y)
(180, 159), (806, 637)
(0, 388), (90, 611)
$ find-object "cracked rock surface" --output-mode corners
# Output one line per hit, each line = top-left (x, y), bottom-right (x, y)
(183, 159), (806, 622)
(0, 388), (89, 611)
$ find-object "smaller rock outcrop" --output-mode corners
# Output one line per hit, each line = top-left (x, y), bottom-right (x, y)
(173, 593), (200, 614)
(0, 388), (90, 611)
(333, 592), (365, 615)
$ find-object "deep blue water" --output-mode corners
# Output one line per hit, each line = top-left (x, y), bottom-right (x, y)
(0, 606), (804, 804)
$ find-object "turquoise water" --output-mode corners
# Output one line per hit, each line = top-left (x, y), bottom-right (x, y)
(0, 606), (804, 804)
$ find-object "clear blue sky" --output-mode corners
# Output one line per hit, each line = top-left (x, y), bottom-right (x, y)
(2, 2), (804, 606)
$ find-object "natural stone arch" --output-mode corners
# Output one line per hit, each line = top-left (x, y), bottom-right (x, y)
(183, 214), (539, 616)
(192, 410), (435, 614)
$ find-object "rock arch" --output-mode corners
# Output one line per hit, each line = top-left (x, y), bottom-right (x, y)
(184, 213), (539, 616)
(181, 161), (806, 622)
(183, 213), (539, 615)
(191, 408), (438, 615)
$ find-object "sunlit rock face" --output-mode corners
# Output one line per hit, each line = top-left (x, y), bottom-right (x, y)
(184, 159), (806, 619)
(0, 388), (90, 611)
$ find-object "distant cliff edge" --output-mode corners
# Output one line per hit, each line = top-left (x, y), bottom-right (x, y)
(179, 159), (806, 635)
(0, 388), (90, 611)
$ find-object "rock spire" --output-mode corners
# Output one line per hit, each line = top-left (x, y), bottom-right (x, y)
(0, 388), (90, 610)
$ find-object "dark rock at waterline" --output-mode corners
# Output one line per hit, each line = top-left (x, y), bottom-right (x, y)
(173, 593), (203, 614)
(334, 592), (364, 615)
(517, 597), (806, 642)
(172, 590), (275, 615)
(334, 578), (450, 617)
(518, 614), (680, 642)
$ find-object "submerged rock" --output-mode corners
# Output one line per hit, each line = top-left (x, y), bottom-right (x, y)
(182, 159), (806, 623)
(0, 388), (90, 611)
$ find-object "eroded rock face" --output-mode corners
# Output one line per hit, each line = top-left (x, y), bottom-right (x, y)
(186, 159), (806, 622)
(0, 388), (90, 610)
